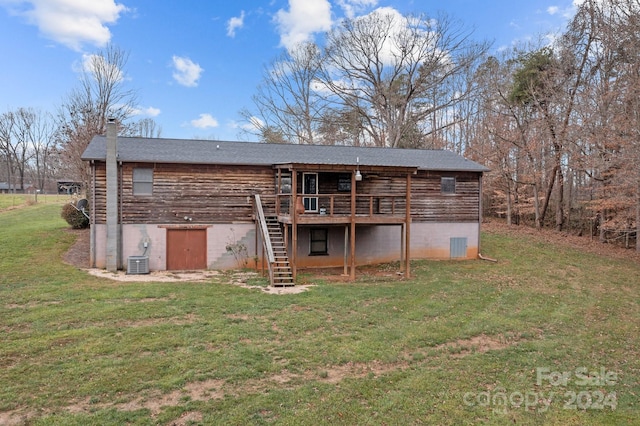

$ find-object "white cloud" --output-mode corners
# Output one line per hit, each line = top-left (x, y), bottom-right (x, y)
(247, 116), (264, 132)
(354, 7), (418, 66)
(0, 0), (127, 50)
(77, 53), (124, 81)
(275, 0), (332, 50)
(337, 0), (377, 19)
(130, 106), (161, 117)
(227, 10), (245, 37)
(171, 55), (203, 87)
(190, 113), (219, 129)
(547, 6), (559, 15)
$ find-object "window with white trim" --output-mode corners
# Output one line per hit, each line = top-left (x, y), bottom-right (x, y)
(133, 168), (153, 195)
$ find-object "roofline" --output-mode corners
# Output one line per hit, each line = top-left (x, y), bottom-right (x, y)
(82, 135), (490, 172)
(85, 157), (487, 172)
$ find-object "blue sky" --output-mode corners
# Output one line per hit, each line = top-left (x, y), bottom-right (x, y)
(0, 0), (579, 141)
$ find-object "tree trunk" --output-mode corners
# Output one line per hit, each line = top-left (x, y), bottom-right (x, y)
(506, 182), (512, 226)
(533, 183), (541, 229)
(538, 164), (558, 228)
(637, 184), (640, 252)
(555, 168), (565, 231)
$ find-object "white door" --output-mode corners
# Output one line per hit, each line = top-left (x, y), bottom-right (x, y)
(303, 173), (318, 212)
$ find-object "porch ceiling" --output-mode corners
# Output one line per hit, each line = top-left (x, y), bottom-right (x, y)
(277, 214), (407, 225)
(273, 163), (418, 174)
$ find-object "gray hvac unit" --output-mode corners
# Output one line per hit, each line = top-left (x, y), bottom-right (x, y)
(127, 256), (149, 274)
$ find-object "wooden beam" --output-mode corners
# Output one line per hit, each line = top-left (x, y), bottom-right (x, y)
(350, 170), (356, 281)
(255, 217), (260, 274)
(291, 169), (297, 281)
(343, 225), (348, 276)
(274, 163), (418, 174)
(400, 223), (405, 272)
(276, 168), (281, 216)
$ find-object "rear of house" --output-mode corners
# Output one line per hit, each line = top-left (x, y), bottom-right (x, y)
(81, 121), (488, 281)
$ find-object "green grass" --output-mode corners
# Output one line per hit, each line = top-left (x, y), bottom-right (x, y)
(0, 193), (70, 210)
(1, 203), (638, 425)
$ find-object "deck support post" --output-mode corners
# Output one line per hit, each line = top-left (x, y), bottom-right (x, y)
(343, 225), (349, 276)
(349, 170), (356, 281)
(291, 169), (298, 281)
(400, 223), (405, 272)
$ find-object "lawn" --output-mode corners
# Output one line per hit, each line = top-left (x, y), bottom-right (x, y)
(0, 193), (71, 210)
(0, 202), (638, 425)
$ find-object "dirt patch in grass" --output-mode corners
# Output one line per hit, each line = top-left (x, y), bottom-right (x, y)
(170, 411), (203, 425)
(64, 229), (313, 294)
(62, 228), (90, 268)
(5, 300), (62, 309)
(0, 341), (518, 423)
(434, 334), (515, 358)
(303, 264), (407, 283)
(62, 379), (225, 418)
(85, 268), (223, 283)
(0, 358), (416, 423)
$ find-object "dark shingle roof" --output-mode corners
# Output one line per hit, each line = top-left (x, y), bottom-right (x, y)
(82, 136), (489, 172)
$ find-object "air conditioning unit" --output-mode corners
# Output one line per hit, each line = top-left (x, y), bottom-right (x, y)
(127, 256), (149, 274)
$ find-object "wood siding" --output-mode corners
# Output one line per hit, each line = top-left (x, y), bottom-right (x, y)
(311, 170), (480, 223)
(90, 163), (480, 225)
(410, 171), (480, 222)
(92, 163), (276, 224)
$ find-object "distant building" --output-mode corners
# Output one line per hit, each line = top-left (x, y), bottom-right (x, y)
(0, 182), (35, 194)
(57, 181), (82, 195)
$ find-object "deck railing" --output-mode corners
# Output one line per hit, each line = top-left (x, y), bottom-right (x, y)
(262, 193), (406, 218)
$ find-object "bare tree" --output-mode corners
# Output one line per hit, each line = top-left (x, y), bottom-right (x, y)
(0, 111), (16, 191)
(25, 109), (57, 192)
(319, 10), (489, 147)
(578, 0), (640, 248)
(471, 51), (548, 227)
(129, 118), (162, 138)
(5, 108), (36, 191)
(57, 44), (137, 187)
(0, 108), (58, 193)
(240, 42), (326, 144)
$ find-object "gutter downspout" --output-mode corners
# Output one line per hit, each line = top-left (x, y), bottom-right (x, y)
(119, 160), (123, 270)
(90, 160), (96, 267)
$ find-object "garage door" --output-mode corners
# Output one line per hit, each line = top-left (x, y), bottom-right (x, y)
(166, 228), (207, 270)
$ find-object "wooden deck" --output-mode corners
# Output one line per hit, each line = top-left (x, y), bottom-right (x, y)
(262, 193), (409, 225)
(277, 213), (407, 225)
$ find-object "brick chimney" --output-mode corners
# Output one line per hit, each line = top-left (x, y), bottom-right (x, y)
(105, 118), (120, 272)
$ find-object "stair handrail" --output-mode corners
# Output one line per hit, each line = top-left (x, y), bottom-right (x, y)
(254, 194), (276, 284)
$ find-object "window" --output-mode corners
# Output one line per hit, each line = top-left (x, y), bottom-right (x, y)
(133, 168), (153, 195)
(309, 228), (328, 255)
(337, 175), (351, 192)
(441, 177), (456, 194)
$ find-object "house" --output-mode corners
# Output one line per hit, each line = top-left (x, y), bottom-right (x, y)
(57, 180), (83, 195)
(81, 120), (488, 284)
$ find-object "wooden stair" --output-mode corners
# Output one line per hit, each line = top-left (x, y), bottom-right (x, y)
(265, 216), (294, 286)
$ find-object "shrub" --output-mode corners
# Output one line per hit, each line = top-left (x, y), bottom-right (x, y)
(61, 203), (89, 229)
